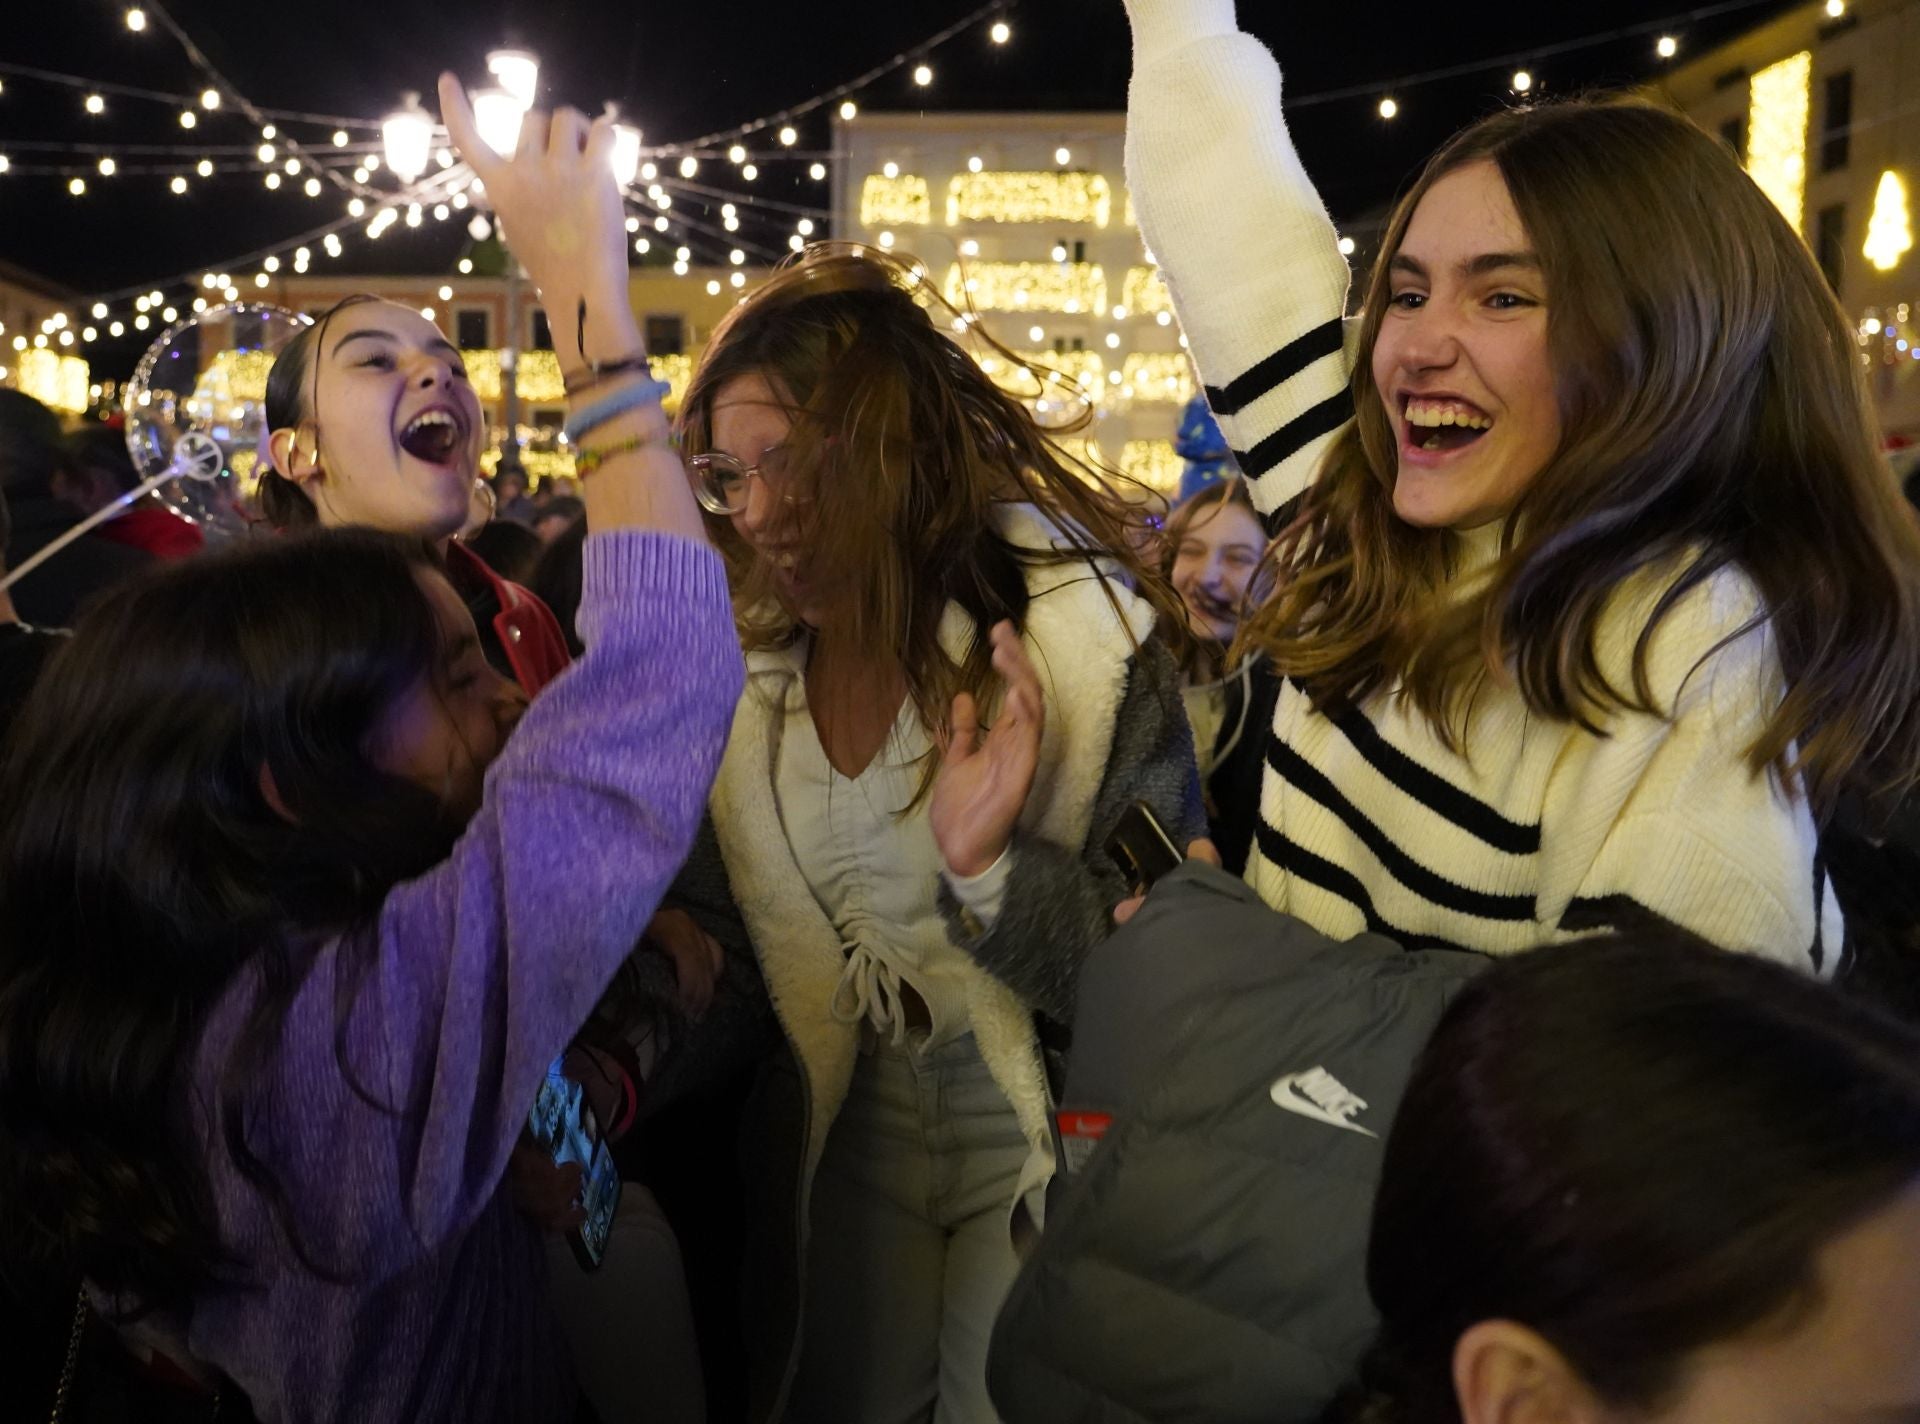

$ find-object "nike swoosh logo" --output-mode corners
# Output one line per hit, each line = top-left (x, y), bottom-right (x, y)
(1269, 1074), (1379, 1137)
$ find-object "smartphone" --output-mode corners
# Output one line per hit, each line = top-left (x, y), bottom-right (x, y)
(527, 1056), (622, 1271)
(1104, 799), (1185, 895)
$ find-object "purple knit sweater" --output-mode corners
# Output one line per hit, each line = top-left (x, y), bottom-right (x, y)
(178, 532), (743, 1423)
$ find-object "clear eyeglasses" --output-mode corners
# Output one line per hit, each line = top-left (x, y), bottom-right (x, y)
(685, 447), (810, 517)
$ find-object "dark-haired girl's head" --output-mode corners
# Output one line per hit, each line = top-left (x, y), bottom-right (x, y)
(0, 528), (523, 1303)
(260, 296), (483, 540)
(1350, 934), (1920, 1424)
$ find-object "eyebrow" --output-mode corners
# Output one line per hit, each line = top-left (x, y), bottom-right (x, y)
(332, 328), (464, 362)
(1390, 251), (1542, 279)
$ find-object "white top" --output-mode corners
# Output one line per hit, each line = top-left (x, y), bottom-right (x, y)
(1125, 0), (1840, 969)
(774, 670), (1010, 1050)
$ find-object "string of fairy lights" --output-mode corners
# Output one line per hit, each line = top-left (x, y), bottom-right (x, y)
(0, 0), (1837, 364)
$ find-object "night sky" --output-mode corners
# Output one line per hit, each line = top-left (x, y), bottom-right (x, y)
(3, 0), (1799, 376)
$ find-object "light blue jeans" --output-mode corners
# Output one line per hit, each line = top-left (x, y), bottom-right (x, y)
(787, 1030), (1029, 1423)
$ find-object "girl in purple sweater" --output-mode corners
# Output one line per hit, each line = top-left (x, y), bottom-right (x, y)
(0, 80), (739, 1423)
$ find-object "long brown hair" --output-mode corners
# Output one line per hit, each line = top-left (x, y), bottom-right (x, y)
(676, 243), (1177, 794)
(1249, 97), (1920, 817)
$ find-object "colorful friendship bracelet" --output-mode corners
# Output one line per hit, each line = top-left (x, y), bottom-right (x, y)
(574, 428), (677, 480)
(562, 374), (673, 444)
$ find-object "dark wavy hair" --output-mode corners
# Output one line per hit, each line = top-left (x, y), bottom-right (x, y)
(0, 528), (458, 1310)
(1251, 98), (1920, 820)
(1334, 932), (1920, 1423)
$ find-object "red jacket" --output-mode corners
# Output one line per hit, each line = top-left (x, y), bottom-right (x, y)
(444, 540), (571, 695)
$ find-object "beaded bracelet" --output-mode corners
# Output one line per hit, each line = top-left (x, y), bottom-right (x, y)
(563, 374), (673, 444)
(574, 429), (676, 480)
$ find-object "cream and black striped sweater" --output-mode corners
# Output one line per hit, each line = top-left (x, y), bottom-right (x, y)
(1124, 0), (1838, 971)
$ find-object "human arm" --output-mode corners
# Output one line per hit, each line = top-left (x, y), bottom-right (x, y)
(1123, 0), (1354, 521)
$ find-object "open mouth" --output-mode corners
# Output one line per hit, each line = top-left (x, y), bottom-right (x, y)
(1401, 395), (1493, 454)
(398, 406), (467, 466)
(1188, 589), (1236, 623)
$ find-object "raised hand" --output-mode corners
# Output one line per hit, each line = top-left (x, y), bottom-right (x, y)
(932, 622), (1044, 879)
(436, 72), (637, 369)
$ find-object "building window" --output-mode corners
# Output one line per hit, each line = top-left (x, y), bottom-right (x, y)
(1817, 203), (1846, 291)
(455, 308), (492, 350)
(1821, 70), (1853, 172)
(1720, 117), (1746, 161)
(529, 307), (553, 351)
(645, 314), (686, 355)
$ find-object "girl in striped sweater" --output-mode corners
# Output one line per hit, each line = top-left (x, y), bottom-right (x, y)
(1123, 0), (1920, 970)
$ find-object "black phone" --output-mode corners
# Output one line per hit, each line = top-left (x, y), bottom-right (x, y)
(527, 1056), (622, 1271)
(1104, 800), (1185, 895)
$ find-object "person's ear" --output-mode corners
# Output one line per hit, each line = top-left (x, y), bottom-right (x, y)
(1454, 1320), (1611, 1424)
(267, 424), (322, 489)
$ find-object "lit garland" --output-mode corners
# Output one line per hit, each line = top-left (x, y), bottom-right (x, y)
(1120, 352), (1194, 404)
(13, 349), (91, 413)
(1117, 439), (1182, 494)
(1865, 170), (1914, 273)
(997, 348), (1107, 392)
(945, 172), (1113, 227)
(1746, 50), (1812, 234)
(459, 350), (693, 408)
(1121, 266), (1174, 316)
(479, 447), (578, 484)
(859, 174), (932, 227)
(942, 262), (1108, 313)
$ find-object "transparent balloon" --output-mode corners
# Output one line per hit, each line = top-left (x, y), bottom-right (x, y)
(123, 302), (312, 537)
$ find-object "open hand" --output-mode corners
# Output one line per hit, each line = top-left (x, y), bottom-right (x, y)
(437, 72), (635, 365)
(932, 622), (1044, 878)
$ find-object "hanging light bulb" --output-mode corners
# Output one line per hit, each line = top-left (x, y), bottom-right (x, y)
(679, 155), (699, 178)
(383, 93), (434, 181)
(840, 100), (858, 121)
(612, 124), (643, 186)
(742, 163), (758, 181)
(197, 158), (213, 177)
(333, 129), (349, 146)
(201, 88), (221, 110)
(778, 125), (798, 146)
(486, 49), (540, 108)
(990, 19), (1011, 43)
(1656, 35), (1679, 59)
(179, 110), (197, 129)
(728, 144), (747, 164)
(1511, 70), (1534, 93)
(471, 89), (528, 158)
(125, 8), (147, 31)
(1378, 97), (1399, 119)
(809, 162), (827, 180)
(913, 65), (934, 87)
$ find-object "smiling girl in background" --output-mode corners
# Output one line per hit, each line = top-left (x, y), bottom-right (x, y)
(1123, 0), (1920, 967)
(1160, 478), (1275, 874)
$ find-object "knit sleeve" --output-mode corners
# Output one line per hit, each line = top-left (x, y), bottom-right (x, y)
(940, 637), (1206, 1020)
(1124, 0), (1355, 523)
(1538, 572), (1839, 974)
(349, 533), (744, 1262)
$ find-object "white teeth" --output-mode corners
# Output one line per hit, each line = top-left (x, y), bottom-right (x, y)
(404, 409), (457, 437)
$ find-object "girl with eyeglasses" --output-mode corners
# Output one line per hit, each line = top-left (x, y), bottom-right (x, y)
(669, 244), (1204, 1421)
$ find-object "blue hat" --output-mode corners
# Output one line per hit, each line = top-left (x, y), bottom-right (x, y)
(1174, 394), (1237, 502)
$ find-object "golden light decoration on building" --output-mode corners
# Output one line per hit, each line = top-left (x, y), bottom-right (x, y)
(1865, 170), (1914, 273)
(1120, 352), (1196, 403)
(461, 350), (695, 409)
(1746, 50), (1812, 233)
(1117, 440), (1183, 494)
(480, 447), (577, 485)
(1121, 266), (1174, 316)
(199, 348), (275, 404)
(942, 262), (1108, 314)
(1014, 349), (1105, 391)
(859, 174), (932, 227)
(946, 171), (1114, 227)
(12, 350), (90, 413)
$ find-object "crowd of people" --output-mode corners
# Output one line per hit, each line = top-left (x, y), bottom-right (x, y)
(5, 0), (1920, 1419)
